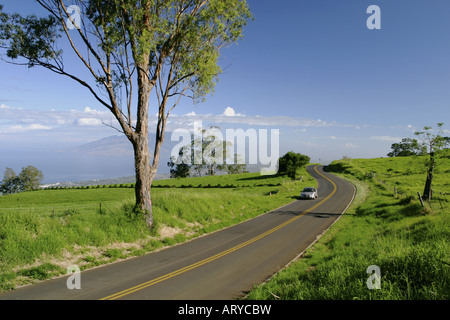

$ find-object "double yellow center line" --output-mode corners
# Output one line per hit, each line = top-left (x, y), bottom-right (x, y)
(100, 166), (337, 300)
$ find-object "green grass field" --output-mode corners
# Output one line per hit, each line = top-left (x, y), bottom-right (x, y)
(246, 155), (449, 300)
(0, 168), (315, 292)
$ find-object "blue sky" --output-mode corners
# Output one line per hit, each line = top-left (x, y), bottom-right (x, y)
(1, 0), (449, 182)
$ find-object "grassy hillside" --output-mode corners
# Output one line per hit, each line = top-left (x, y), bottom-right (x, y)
(0, 168), (315, 292)
(326, 153), (449, 199)
(246, 155), (449, 300)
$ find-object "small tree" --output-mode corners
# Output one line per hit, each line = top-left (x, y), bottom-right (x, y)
(387, 138), (426, 157)
(221, 154), (247, 175)
(278, 151), (310, 179)
(0, 168), (22, 195)
(19, 166), (45, 191)
(415, 123), (449, 200)
(168, 147), (191, 179)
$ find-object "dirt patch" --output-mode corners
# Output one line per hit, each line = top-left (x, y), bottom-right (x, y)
(158, 225), (183, 238)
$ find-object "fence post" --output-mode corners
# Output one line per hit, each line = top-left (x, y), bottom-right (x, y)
(417, 192), (424, 207)
(438, 194), (444, 209)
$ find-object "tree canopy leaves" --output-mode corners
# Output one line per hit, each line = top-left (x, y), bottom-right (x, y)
(0, 166), (44, 195)
(278, 152), (310, 179)
(387, 138), (426, 157)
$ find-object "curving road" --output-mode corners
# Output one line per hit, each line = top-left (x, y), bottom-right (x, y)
(0, 165), (355, 300)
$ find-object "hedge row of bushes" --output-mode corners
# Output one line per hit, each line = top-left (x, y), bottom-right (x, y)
(44, 184), (135, 190)
(43, 182), (283, 191)
(153, 183), (283, 189)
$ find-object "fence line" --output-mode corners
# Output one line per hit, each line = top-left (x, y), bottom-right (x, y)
(365, 171), (447, 209)
(0, 201), (123, 214)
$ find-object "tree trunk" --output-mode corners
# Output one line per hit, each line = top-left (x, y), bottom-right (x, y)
(422, 152), (435, 200)
(132, 64), (154, 229)
(132, 134), (153, 228)
(423, 171), (433, 201)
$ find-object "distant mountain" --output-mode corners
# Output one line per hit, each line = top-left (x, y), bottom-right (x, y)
(72, 134), (174, 163)
(71, 135), (133, 157)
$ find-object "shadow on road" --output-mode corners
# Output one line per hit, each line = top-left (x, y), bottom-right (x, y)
(306, 211), (342, 219)
(268, 209), (342, 218)
(289, 195), (318, 201)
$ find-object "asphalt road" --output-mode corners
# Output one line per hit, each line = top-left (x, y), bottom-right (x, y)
(0, 165), (355, 300)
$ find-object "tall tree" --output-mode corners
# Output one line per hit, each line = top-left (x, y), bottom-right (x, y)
(415, 123), (449, 200)
(0, 1), (252, 228)
(220, 153), (247, 175)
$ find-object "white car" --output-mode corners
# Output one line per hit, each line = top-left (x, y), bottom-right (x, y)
(300, 187), (318, 199)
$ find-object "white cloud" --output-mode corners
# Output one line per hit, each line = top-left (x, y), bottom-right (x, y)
(0, 123), (52, 133)
(76, 118), (103, 126)
(167, 111), (366, 133)
(343, 142), (358, 149)
(30, 123), (52, 130)
(0, 104), (115, 131)
(0, 103), (372, 139)
(84, 107), (109, 116)
(370, 136), (402, 142)
(223, 107), (244, 117)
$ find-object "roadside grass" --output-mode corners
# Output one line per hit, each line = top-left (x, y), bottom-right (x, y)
(0, 167), (316, 292)
(246, 156), (449, 300)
